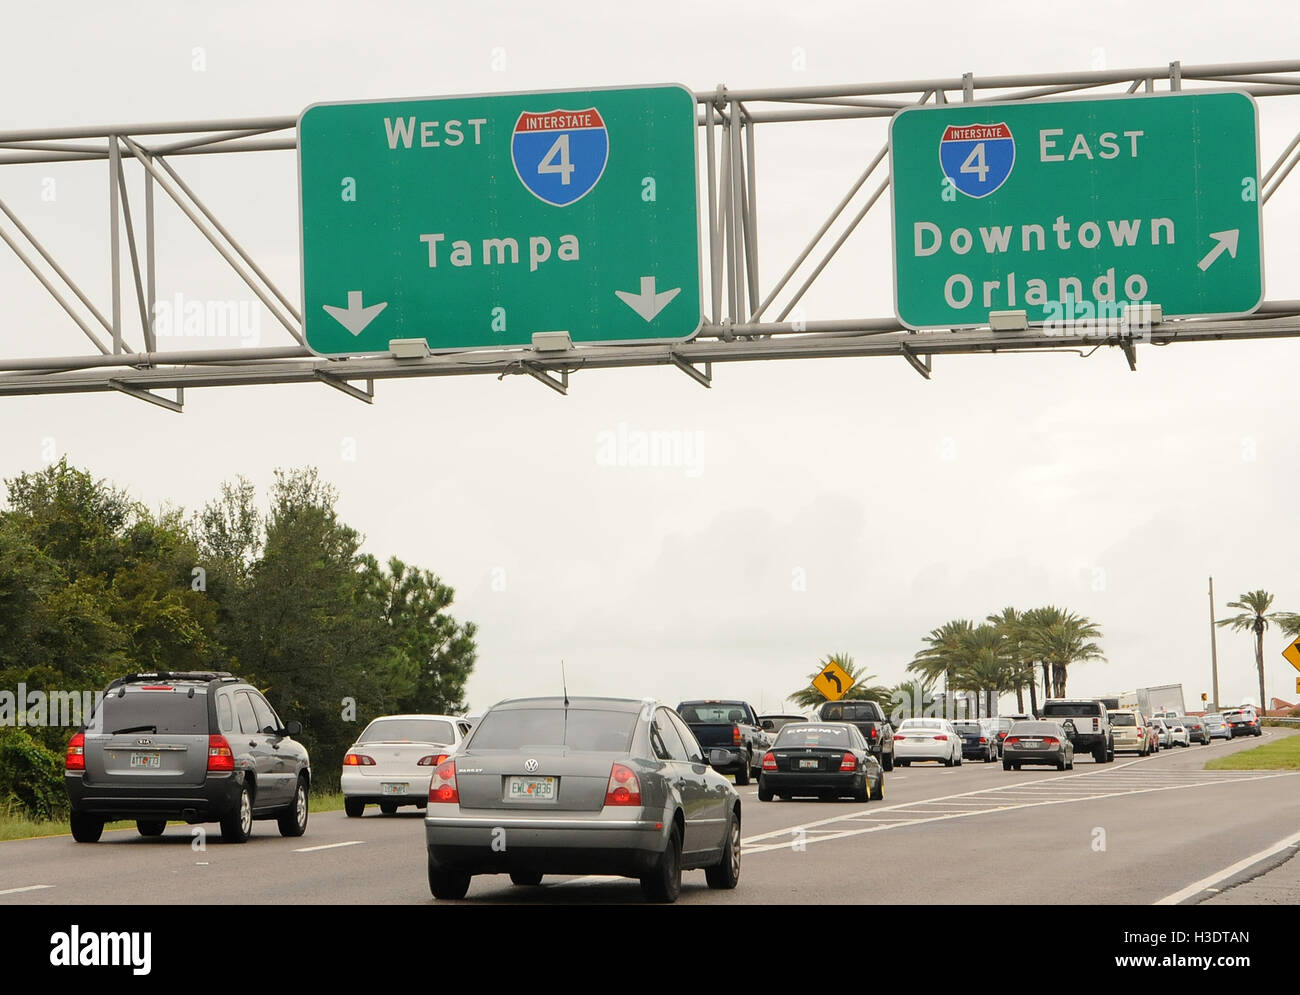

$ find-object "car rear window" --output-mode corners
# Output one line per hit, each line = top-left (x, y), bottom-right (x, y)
(953, 722), (982, 733)
(819, 702), (881, 721)
(470, 708), (637, 752)
(677, 702), (748, 723)
(1041, 701), (1101, 716)
(90, 688), (209, 735)
(1009, 722), (1062, 736)
(358, 718), (455, 744)
(1111, 713), (1137, 726)
(776, 725), (851, 747)
(898, 719), (945, 730)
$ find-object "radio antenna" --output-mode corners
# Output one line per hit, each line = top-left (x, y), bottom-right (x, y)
(562, 660), (569, 709)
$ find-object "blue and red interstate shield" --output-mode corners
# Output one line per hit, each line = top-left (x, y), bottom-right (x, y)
(938, 122), (1015, 198)
(511, 107), (609, 207)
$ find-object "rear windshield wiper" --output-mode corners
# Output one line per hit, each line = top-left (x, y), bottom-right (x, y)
(111, 725), (158, 735)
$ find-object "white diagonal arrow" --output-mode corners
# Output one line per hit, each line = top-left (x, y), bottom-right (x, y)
(322, 291), (388, 336)
(1196, 230), (1239, 272)
(615, 276), (681, 322)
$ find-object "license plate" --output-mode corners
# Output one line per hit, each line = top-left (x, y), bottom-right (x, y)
(507, 776), (556, 801)
(381, 782), (407, 796)
(798, 758), (819, 769)
(130, 753), (160, 769)
(1022, 740), (1041, 747)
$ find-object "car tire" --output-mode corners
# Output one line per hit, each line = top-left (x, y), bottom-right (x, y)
(509, 870), (544, 886)
(985, 748), (995, 763)
(705, 811), (741, 890)
(641, 824), (683, 903)
(734, 759), (751, 787)
(1003, 761), (1012, 771)
(1093, 745), (1106, 763)
(1056, 757), (1066, 771)
(898, 760), (910, 767)
(1067, 757), (1075, 770)
(379, 800), (399, 815)
(882, 750), (894, 772)
(870, 776), (884, 801)
(344, 798), (365, 818)
(758, 780), (773, 802)
(136, 819), (166, 837)
(70, 813), (104, 843)
(428, 858), (472, 900)
(1014, 764), (1022, 771)
(277, 777), (309, 838)
(956, 753), (963, 766)
(220, 783), (253, 843)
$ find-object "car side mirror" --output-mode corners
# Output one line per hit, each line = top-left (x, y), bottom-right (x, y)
(761, 720), (774, 732)
(707, 748), (728, 767)
(283, 720), (302, 737)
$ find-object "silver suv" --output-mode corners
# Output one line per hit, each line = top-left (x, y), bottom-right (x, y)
(65, 672), (311, 843)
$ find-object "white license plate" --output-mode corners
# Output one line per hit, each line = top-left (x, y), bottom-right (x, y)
(1022, 740), (1041, 747)
(507, 776), (556, 801)
(381, 782), (407, 796)
(130, 753), (160, 769)
(798, 758), (818, 769)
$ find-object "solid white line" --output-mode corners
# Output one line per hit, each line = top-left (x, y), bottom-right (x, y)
(0, 884), (53, 896)
(293, 840), (365, 853)
(1155, 832), (1300, 905)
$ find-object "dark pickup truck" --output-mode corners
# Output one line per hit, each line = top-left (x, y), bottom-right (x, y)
(816, 700), (895, 771)
(675, 700), (770, 785)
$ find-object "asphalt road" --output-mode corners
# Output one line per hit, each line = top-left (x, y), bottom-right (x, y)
(3, 729), (1294, 905)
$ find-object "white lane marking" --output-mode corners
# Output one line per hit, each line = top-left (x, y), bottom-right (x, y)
(1155, 832), (1300, 905)
(293, 840), (365, 853)
(0, 884), (53, 896)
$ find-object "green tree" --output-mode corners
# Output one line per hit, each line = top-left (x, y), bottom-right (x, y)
(1217, 590), (1293, 711)
(908, 619), (974, 695)
(950, 624), (1017, 717)
(788, 653), (891, 709)
(987, 607), (1036, 714)
(1023, 609), (1104, 698)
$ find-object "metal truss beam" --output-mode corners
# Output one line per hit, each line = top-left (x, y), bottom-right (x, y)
(2, 59), (1300, 406)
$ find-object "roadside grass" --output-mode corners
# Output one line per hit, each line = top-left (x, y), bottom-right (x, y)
(0, 789), (347, 843)
(1206, 731), (1300, 771)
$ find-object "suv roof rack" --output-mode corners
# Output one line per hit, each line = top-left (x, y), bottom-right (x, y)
(107, 671), (235, 688)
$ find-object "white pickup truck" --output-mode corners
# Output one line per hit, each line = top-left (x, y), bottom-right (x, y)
(1039, 699), (1114, 763)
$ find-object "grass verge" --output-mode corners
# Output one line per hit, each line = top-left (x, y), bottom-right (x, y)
(1205, 731), (1300, 771)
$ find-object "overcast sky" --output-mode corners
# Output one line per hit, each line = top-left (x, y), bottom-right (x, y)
(2, 1), (1298, 716)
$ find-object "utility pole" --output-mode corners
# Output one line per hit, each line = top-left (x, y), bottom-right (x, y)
(1209, 576), (1221, 708)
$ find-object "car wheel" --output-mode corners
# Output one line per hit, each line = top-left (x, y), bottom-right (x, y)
(1056, 757), (1066, 771)
(136, 819), (166, 837)
(1014, 764), (1022, 771)
(944, 754), (954, 767)
(778, 793), (792, 801)
(882, 751), (894, 772)
(344, 798), (365, 818)
(870, 776), (884, 801)
(278, 777), (309, 837)
(1067, 757), (1075, 770)
(428, 858), (472, 900)
(379, 800), (399, 815)
(509, 870), (544, 886)
(220, 783), (253, 843)
(641, 824), (683, 903)
(757, 779), (773, 802)
(853, 777), (870, 803)
(705, 811), (741, 890)
(734, 759), (751, 786)
(1003, 761), (1012, 771)
(1093, 745), (1106, 763)
(898, 760), (910, 767)
(70, 813), (104, 843)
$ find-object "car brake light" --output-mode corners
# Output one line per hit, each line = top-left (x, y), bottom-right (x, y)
(762, 751), (777, 771)
(934, 734), (948, 741)
(428, 760), (459, 803)
(1092, 718), (1099, 731)
(604, 763), (642, 806)
(1005, 736), (1020, 745)
(732, 724), (742, 746)
(65, 732), (85, 771)
(868, 727), (878, 738)
(894, 734), (906, 740)
(343, 753), (376, 766)
(1042, 737), (1060, 746)
(978, 737), (988, 743)
(417, 754), (448, 767)
(840, 752), (857, 771)
(207, 734), (235, 772)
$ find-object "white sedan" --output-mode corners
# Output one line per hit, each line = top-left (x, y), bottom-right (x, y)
(342, 714), (473, 816)
(893, 718), (963, 767)
(1164, 718), (1191, 748)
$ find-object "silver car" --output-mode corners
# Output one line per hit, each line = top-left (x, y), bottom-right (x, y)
(342, 714), (473, 817)
(424, 696), (742, 902)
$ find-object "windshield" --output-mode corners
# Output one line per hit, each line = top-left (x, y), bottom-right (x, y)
(358, 718), (454, 744)
(776, 725), (852, 748)
(899, 719), (945, 730)
(470, 708), (637, 752)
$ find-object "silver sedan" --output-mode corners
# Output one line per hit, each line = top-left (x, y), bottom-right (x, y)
(424, 696), (742, 902)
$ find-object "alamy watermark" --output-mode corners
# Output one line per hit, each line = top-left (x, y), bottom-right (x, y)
(152, 292), (260, 347)
(0, 685), (105, 728)
(595, 422), (705, 477)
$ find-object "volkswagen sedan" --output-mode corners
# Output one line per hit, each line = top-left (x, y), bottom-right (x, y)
(424, 697), (741, 903)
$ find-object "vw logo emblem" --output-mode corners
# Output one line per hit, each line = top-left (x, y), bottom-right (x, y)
(524, 758), (539, 773)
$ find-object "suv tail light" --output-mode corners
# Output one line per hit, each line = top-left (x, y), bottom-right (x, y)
(605, 763), (642, 806)
(207, 734), (235, 772)
(762, 751), (777, 771)
(343, 753), (376, 766)
(978, 737), (988, 744)
(65, 732), (85, 771)
(839, 752), (858, 771)
(428, 760), (459, 803)
(732, 724), (742, 746)
(868, 726), (878, 739)
(417, 754), (448, 767)
(1092, 718), (1099, 731)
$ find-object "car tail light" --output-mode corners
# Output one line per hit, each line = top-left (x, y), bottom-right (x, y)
(1042, 737), (1060, 746)
(840, 752), (858, 771)
(762, 751), (777, 771)
(894, 734), (906, 740)
(605, 763), (642, 806)
(868, 726), (878, 738)
(343, 753), (376, 766)
(732, 724), (742, 746)
(417, 754), (449, 767)
(1005, 736), (1020, 745)
(65, 732), (85, 771)
(934, 734), (948, 741)
(207, 734), (235, 772)
(978, 737), (988, 743)
(1092, 718), (1099, 731)
(428, 760), (459, 803)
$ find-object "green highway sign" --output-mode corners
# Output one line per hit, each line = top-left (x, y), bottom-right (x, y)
(298, 84), (701, 356)
(889, 91), (1263, 328)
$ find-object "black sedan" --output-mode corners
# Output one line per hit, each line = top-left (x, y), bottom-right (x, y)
(954, 719), (999, 762)
(1002, 720), (1075, 771)
(758, 722), (883, 802)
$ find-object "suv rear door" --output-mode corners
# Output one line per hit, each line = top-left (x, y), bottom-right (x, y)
(249, 691), (294, 806)
(85, 684), (211, 788)
(232, 689), (282, 808)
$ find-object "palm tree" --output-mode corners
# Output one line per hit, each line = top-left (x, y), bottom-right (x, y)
(1025, 610), (1105, 697)
(788, 652), (892, 709)
(1022, 606), (1067, 701)
(908, 619), (974, 695)
(885, 677), (935, 725)
(950, 624), (1017, 718)
(987, 607), (1035, 713)
(1217, 590), (1294, 710)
